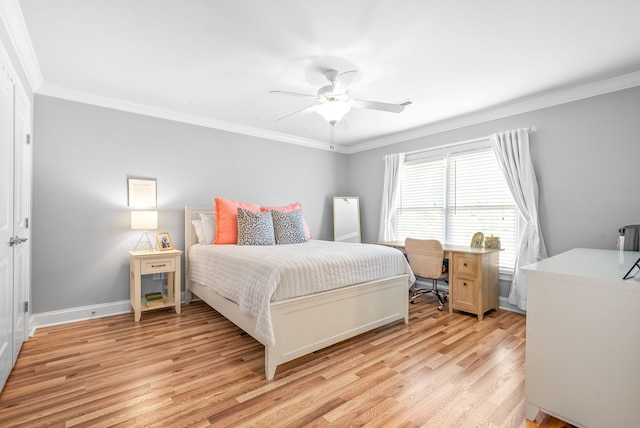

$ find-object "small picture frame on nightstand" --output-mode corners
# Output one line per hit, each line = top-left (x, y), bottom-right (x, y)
(155, 231), (174, 251)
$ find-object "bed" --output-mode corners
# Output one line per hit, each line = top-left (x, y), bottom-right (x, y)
(184, 206), (414, 380)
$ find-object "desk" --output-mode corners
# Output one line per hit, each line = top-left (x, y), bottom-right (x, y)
(375, 241), (500, 320)
(521, 248), (640, 428)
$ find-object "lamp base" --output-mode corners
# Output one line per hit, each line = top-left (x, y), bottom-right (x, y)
(133, 231), (154, 252)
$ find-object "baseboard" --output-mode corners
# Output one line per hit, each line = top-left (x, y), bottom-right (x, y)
(29, 292), (522, 336)
(30, 292), (190, 333)
(499, 297), (526, 314)
(31, 300), (132, 332)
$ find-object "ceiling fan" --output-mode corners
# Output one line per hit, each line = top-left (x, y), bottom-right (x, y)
(270, 69), (413, 125)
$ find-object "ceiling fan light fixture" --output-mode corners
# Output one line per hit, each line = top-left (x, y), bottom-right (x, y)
(316, 99), (352, 124)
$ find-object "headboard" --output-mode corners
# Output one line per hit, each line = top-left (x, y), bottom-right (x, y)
(184, 206), (215, 290)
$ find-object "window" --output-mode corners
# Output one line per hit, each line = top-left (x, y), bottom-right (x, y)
(395, 143), (518, 273)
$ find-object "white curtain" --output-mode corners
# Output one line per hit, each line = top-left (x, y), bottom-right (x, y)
(490, 128), (548, 310)
(377, 153), (405, 241)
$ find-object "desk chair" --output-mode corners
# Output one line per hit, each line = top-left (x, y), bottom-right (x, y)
(405, 238), (448, 310)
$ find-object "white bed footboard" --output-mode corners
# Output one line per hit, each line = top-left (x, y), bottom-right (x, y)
(265, 274), (408, 379)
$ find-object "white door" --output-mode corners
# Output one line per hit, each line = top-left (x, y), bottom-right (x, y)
(12, 90), (30, 359)
(0, 67), (14, 391)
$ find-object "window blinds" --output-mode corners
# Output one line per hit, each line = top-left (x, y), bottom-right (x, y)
(395, 147), (517, 272)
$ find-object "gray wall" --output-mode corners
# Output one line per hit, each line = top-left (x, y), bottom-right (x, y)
(32, 86), (640, 314)
(32, 95), (347, 313)
(348, 86), (640, 293)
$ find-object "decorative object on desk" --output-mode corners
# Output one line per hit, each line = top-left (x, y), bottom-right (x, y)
(131, 210), (158, 251)
(470, 232), (484, 248)
(155, 231), (174, 251)
(127, 177), (157, 208)
(485, 235), (501, 250)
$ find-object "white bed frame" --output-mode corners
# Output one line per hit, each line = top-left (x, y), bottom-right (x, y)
(184, 206), (409, 380)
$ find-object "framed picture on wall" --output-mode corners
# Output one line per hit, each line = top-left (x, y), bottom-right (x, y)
(155, 232), (173, 251)
(128, 178), (157, 208)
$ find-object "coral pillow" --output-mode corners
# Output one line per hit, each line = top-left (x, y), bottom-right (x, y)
(260, 202), (311, 239)
(214, 197), (260, 244)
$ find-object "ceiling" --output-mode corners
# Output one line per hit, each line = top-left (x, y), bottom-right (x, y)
(8, 0), (640, 152)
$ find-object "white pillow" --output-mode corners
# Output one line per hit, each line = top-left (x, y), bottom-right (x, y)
(199, 212), (215, 244)
(191, 220), (207, 244)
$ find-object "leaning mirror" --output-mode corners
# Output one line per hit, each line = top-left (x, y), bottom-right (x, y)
(333, 196), (361, 243)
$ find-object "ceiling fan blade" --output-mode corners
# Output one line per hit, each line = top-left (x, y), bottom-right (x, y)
(276, 105), (317, 121)
(352, 99), (413, 113)
(332, 70), (357, 95)
(269, 90), (318, 99)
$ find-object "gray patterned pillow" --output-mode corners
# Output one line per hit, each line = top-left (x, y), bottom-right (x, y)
(237, 207), (275, 245)
(271, 209), (307, 244)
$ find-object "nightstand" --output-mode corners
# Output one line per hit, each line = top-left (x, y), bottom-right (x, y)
(129, 249), (182, 322)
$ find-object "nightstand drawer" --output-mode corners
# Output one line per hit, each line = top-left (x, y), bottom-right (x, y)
(454, 254), (478, 277)
(140, 258), (175, 274)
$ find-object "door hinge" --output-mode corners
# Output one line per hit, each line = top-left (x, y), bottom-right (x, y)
(24, 301), (28, 312)
(25, 218), (29, 228)
(26, 133), (31, 144)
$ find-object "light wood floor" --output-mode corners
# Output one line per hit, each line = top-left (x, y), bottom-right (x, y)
(0, 296), (574, 427)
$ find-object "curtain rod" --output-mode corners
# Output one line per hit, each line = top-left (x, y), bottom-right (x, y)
(387, 126), (537, 159)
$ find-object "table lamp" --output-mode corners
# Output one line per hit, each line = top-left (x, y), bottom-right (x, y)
(131, 210), (158, 251)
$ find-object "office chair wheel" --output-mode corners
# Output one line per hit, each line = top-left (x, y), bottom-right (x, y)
(410, 299), (415, 304)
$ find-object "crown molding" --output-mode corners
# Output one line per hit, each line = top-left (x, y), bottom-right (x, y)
(37, 83), (349, 152)
(30, 69), (640, 157)
(0, 0), (43, 92)
(37, 69), (640, 156)
(343, 71), (640, 154)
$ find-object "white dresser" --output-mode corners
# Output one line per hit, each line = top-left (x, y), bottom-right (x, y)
(521, 248), (640, 428)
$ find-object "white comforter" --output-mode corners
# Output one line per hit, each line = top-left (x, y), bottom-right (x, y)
(188, 240), (415, 346)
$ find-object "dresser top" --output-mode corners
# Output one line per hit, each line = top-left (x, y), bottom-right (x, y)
(521, 248), (640, 290)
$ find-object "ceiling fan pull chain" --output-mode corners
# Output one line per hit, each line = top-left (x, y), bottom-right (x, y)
(330, 123), (335, 150)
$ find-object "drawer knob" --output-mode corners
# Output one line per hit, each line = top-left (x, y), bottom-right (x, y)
(463, 282), (467, 286)
(463, 263), (468, 267)
(151, 264), (166, 268)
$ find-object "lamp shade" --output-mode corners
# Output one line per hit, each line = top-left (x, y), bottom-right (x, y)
(316, 99), (352, 124)
(131, 210), (158, 230)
